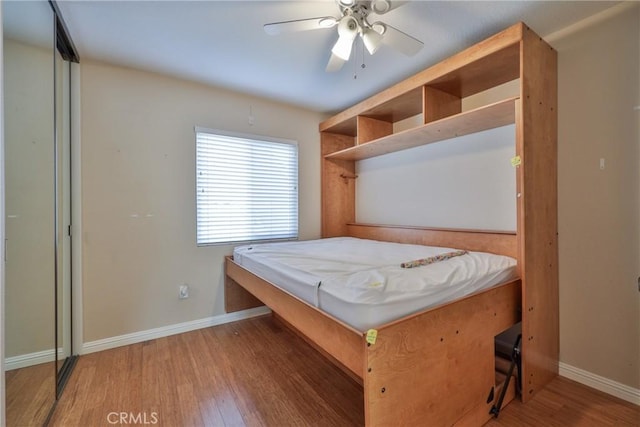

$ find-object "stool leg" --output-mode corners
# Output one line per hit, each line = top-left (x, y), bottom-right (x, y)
(490, 334), (521, 418)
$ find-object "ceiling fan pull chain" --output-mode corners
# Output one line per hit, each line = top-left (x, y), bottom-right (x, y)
(353, 38), (366, 79)
(353, 38), (358, 79)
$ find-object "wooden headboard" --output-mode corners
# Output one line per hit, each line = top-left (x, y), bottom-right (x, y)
(346, 223), (518, 259)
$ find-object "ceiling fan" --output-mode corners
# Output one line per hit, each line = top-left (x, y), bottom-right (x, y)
(264, 0), (423, 72)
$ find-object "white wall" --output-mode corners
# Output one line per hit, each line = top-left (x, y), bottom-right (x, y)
(550, 4), (639, 391)
(80, 60), (324, 343)
(356, 124), (516, 231)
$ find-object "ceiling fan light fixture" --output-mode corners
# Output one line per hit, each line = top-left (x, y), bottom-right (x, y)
(332, 16), (358, 60)
(371, 22), (386, 35)
(326, 53), (346, 72)
(362, 28), (383, 55)
(371, 0), (391, 14)
(332, 34), (355, 60)
(318, 17), (337, 28)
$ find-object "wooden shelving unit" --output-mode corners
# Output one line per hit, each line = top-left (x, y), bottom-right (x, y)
(320, 20), (558, 417)
(325, 97), (518, 161)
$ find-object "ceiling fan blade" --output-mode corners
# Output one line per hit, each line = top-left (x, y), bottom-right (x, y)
(326, 53), (346, 72)
(376, 23), (423, 56)
(264, 17), (337, 35)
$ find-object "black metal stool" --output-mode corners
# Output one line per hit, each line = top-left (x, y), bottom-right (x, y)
(490, 322), (522, 418)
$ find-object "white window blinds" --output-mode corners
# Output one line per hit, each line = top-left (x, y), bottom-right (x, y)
(195, 128), (299, 246)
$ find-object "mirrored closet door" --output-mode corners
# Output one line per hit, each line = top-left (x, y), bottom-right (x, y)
(3, 0), (78, 424)
(55, 33), (73, 390)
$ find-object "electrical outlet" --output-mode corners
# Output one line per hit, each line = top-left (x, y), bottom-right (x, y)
(179, 284), (189, 299)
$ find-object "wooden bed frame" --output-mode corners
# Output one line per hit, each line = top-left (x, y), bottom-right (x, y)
(225, 21), (557, 427)
(225, 225), (521, 426)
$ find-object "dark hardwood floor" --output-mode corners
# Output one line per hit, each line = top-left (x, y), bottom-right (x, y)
(47, 315), (639, 426)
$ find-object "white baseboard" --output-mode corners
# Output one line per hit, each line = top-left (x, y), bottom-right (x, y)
(5, 348), (55, 371)
(559, 362), (640, 406)
(82, 306), (271, 355)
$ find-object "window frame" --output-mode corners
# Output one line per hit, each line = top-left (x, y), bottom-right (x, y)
(194, 126), (299, 247)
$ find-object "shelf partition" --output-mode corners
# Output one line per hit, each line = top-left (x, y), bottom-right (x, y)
(325, 96), (518, 162)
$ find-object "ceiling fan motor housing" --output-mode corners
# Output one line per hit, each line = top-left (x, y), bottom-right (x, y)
(338, 0), (381, 38)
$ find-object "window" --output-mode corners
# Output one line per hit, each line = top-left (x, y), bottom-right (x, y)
(195, 127), (299, 246)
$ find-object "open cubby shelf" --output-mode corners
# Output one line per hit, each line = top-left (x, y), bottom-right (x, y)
(325, 97), (519, 161)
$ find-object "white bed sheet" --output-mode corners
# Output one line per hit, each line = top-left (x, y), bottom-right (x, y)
(233, 237), (517, 331)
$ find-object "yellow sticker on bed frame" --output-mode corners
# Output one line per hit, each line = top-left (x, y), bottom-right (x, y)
(511, 155), (522, 167)
(366, 329), (378, 345)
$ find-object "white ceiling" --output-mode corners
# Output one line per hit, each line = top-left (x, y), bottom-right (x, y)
(53, 0), (619, 114)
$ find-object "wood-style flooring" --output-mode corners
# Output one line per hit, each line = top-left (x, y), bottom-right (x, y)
(5, 362), (56, 427)
(486, 378), (639, 426)
(48, 315), (639, 426)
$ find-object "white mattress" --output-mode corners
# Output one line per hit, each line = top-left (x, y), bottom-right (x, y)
(233, 237), (517, 331)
